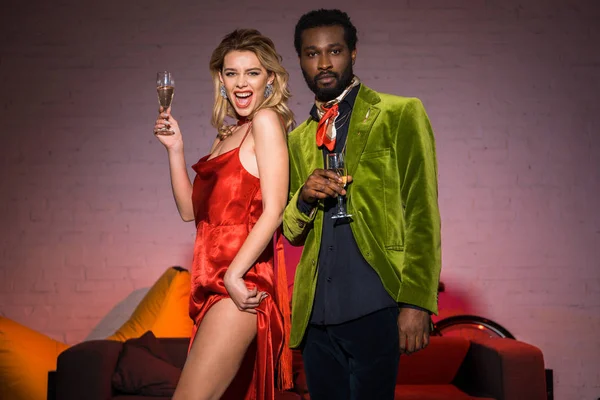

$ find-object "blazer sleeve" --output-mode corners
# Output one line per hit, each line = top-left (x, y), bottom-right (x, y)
(395, 98), (442, 314)
(283, 136), (316, 246)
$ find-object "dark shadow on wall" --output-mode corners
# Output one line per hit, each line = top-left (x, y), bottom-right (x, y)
(433, 279), (481, 324)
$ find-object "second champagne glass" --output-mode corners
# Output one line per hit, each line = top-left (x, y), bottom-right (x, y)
(326, 152), (352, 220)
(156, 71), (175, 135)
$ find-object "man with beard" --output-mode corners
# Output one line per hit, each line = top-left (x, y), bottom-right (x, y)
(282, 9), (442, 400)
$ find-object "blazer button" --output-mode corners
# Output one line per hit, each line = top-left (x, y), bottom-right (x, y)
(298, 221), (305, 228)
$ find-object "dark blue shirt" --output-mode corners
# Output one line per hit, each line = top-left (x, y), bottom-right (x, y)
(298, 85), (398, 325)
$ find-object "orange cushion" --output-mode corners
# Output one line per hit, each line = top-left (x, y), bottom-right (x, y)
(107, 266), (193, 341)
(0, 317), (70, 400)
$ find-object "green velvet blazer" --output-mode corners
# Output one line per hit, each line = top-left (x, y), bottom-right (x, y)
(283, 84), (442, 349)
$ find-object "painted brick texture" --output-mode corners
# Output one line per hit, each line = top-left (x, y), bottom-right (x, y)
(1, 0), (598, 398)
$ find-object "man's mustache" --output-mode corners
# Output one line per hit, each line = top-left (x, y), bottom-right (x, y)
(315, 72), (338, 82)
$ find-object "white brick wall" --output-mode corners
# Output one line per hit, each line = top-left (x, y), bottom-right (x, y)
(1, 0), (598, 398)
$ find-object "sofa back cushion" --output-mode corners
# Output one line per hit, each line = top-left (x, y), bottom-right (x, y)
(396, 336), (470, 384)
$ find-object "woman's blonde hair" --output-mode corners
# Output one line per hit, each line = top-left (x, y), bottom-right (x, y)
(209, 29), (295, 136)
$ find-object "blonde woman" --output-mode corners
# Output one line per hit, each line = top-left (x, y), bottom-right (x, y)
(154, 29), (294, 400)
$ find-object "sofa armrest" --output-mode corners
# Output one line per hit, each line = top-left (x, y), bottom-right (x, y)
(56, 339), (124, 400)
(454, 338), (546, 400)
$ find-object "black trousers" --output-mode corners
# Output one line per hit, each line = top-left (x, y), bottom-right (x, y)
(301, 307), (400, 400)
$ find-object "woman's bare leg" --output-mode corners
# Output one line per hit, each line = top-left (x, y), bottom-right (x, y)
(173, 298), (257, 400)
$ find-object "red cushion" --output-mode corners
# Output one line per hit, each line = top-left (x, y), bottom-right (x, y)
(112, 331), (182, 396)
(395, 384), (494, 400)
(397, 337), (470, 384)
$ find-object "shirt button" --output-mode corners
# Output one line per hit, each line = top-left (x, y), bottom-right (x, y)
(326, 277), (332, 282)
(328, 246), (334, 251)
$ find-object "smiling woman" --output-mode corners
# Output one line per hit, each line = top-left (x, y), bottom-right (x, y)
(220, 51), (271, 115)
(152, 28), (295, 400)
(209, 29), (294, 140)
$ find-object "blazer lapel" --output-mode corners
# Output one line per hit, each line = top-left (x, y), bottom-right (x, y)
(346, 85), (381, 177)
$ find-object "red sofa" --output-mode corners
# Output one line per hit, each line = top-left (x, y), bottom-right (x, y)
(50, 335), (546, 400)
(292, 336), (547, 400)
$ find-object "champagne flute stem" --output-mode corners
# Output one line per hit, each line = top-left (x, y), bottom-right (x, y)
(337, 195), (345, 213)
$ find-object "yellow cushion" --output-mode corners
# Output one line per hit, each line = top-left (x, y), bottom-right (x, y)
(0, 317), (70, 400)
(107, 266), (193, 341)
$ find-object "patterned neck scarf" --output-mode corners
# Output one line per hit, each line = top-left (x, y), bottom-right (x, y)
(315, 76), (360, 151)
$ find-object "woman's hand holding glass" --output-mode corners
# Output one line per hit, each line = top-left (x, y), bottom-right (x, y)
(153, 106), (183, 152)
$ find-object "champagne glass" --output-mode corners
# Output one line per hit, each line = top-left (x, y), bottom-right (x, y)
(156, 71), (175, 135)
(326, 152), (352, 220)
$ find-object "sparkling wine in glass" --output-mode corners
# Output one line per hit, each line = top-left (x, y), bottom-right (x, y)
(156, 71), (175, 135)
(326, 152), (352, 220)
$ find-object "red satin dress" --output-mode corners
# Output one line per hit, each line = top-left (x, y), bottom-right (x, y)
(188, 124), (286, 400)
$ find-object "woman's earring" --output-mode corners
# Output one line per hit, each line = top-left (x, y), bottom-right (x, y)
(220, 85), (227, 99)
(264, 83), (273, 98)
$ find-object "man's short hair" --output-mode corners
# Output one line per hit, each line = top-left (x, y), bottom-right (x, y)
(294, 9), (358, 56)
